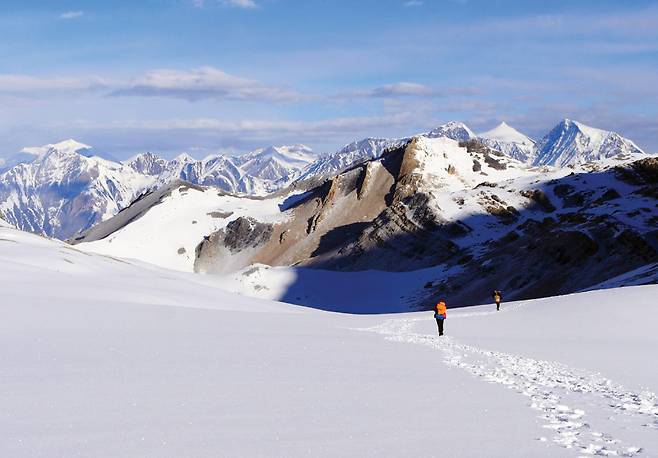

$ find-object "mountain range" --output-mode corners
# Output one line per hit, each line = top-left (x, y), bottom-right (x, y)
(72, 133), (658, 309)
(0, 119), (648, 239)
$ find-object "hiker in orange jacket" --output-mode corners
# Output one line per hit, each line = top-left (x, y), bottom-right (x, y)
(492, 290), (503, 311)
(434, 299), (447, 336)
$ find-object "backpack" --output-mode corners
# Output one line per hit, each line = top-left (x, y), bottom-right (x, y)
(434, 301), (447, 319)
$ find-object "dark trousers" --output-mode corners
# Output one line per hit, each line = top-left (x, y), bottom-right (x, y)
(496, 301), (501, 311)
(436, 318), (444, 336)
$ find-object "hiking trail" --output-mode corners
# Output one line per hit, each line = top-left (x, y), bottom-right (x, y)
(361, 314), (658, 457)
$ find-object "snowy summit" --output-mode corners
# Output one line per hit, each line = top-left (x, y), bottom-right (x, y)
(534, 119), (645, 167)
(478, 122), (536, 163)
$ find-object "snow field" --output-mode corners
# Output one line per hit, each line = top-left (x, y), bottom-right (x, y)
(2, 225), (657, 457)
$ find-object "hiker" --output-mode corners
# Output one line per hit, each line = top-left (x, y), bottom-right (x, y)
(492, 290), (503, 311)
(434, 299), (447, 336)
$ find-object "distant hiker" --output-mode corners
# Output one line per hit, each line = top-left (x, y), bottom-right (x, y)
(434, 299), (447, 336)
(492, 290), (503, 311)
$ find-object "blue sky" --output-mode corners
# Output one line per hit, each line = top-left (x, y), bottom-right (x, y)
(1, 0), (657, 158)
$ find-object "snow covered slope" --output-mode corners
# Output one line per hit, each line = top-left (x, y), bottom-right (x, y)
(1, 224), (657, 457)
(76, 182), (288, 271)
(534, 119), (645, 167)
(478, 121), (536, 162)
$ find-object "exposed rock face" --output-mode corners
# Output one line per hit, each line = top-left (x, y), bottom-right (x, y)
(616, 157), (658, 200)
(222, 217), (274, 253)
(423, 220), (656, 309)
(520, 189), (556, 213)
(194, 217), (273, 274)
(193, 140), (464, 272)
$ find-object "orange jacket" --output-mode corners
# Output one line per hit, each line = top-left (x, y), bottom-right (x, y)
(435, 301), (447, 316)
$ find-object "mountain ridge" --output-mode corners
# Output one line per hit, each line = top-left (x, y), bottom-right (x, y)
(0, 118), (650, 239)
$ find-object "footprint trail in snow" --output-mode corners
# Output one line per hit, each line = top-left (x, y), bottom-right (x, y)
(363, 317), (658, 457)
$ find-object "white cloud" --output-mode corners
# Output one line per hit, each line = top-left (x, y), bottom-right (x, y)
(110, 67), (298, 102)
(54, 113), (418, 155)
(59, 11), (84, 20)
(0, 67), (297, 102)
(0, 74), (108, 94)
(220, 0), (258, 9)
(353, 82), (433, 98)
(344, 82), (479, 99)
(192, 0), (257, 9)
(94, 113), (414, 136)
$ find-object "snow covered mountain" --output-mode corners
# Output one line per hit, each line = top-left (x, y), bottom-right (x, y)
(0, 141), (155, 239)
(0, 139), (92, 172)
(477, 121), (536, 162)
(534, 119), (645, 167)
(76, 136), (658, 307)
(297, 137), (407, 182)
(126, 144), (315, 195)
(0, 142), (315, 239)
(124, 151), (170, 176)
(234, 145), (316, 192)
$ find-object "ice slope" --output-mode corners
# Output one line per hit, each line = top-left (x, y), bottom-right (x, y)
(478, 121), (536, 162)
(1, 225), (657, 457)
(78, 185), (288, 271)
(534, 119), (645, 167)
